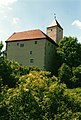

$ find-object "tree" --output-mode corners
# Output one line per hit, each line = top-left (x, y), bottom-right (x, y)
(58, 63), (81, 88)
(58, 63), (72, 88)
(57, 36), (81, 67)
(0, 71), (66, 120)
(70, 65), (81, 88)
(0, 41), (3, 51)
(0, 60), (29, 88)
(0, 41), (4, 60)
(0, 70), (81, 119)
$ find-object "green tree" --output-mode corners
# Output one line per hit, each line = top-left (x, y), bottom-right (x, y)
(58, 63), (72, 88)
(70, 65), (81, 88)
(0, 71), (66, 120)
(0, 60), (29, 88)
(0, 70), (81, 119)
(0, 41), (4, 60)
(58, 63), (81, 88)
(57, 36), (81, 67)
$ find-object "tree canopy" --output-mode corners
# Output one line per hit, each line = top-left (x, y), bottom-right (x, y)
(0, 37), (81, 119)
(0, 70), (81, 119)
(57, 36), (81, 67)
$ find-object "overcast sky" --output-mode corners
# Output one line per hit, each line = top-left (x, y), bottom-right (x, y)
(0, 0), (81, 49)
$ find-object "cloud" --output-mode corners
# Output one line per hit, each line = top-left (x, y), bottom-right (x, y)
(0, 0), (17, 6)
(12, 17), (21, 30)
(12, 17), (20, 25)
(3, 15), (8, 18)
(0, 0), (17, 7)
(72, 20), (81, 29)
(8, 7), (13, 10)
(0, 30), (6, 34)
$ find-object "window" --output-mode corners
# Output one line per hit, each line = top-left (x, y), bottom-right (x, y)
(51, 29), (52, 31)
(35, 41), (37, 44)
(30, 51), (32, 54)
(48, 43), (50, 46)
(17, 43), (19, 46)
(20, 44), (24, 47)
(30, 59), (34, 63)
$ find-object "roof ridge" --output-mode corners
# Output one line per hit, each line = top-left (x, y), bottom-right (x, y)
(6, 29), (46, 42)
(6, 29), (58, 46)
(14, 29), (41, 34)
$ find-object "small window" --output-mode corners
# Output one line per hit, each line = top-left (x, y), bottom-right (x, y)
(30, 51), (32, 54)
(30, 59), (34, 63)
(51, 29), (52, 31)
(17, 43), (19, 46)
(35, 41), (37, 44)
(48, 43), (50, 46)
(20, 44), (24, 47)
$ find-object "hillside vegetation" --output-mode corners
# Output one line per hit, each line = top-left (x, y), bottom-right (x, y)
(0, 37), (81, 120)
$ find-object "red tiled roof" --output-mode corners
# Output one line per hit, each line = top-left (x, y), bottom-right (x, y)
(6, 29), (58, 46)
(6, 29), (47, 42)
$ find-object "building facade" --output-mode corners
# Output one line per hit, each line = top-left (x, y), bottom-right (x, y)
(6, 19), (63, 72)
(6, 29), (58, 72)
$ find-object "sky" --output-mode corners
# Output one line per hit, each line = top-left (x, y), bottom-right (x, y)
(0, 0), (81, 50)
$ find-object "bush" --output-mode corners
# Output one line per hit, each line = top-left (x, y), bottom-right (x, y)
(58, 63), (72, 88)
(0, 60), (29, 88)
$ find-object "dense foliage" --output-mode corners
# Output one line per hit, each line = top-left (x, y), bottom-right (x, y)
(56, 36), (81, 68)
(1, 70), (81, 119)
(0, 60), (29, 88)
(57, 36), (81, 88)
(0, 41), (4, 59)
(0, 37), (81, 119)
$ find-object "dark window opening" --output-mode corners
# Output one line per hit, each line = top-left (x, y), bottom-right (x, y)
(30, 51), (32, 54)
(48, 43), (50, 46)
(17, 43), (19, 46)
(35, 41), (37, 44)
(20, 44), (24, 47)
(30, 59), (34, 63)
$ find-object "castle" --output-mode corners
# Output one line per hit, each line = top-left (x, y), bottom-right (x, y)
(6, 19), (63, 72)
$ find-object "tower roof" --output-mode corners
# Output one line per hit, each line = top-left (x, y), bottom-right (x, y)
(47, 19), (63, 30)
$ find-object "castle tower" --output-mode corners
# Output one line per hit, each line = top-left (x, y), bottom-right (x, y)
(47, 19), (63, 44)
